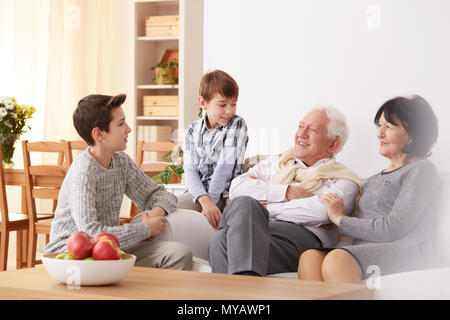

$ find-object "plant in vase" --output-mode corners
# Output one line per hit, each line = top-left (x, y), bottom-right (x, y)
(151, 58), (179, 85)
(0, 97), (36, 167)
(152, 146), (184, 184)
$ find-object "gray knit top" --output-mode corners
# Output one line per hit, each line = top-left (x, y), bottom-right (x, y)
(44, 149), (178, 253)
(340, 159), (441, 246)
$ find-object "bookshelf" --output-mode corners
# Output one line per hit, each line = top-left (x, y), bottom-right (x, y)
(133, 0), (203, 158)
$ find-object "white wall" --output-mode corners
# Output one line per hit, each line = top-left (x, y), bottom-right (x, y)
(204, 0), (450, 178)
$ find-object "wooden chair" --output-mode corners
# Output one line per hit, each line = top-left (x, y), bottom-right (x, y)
(58, 140), (88, 166)
(22, 140), (72, 268)
(0, 149), (29, 271)
(129, 141), (180, 220)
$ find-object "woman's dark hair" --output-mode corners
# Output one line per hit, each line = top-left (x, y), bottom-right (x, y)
(73, 94), (126, 146)
(374, 95), (438, 158)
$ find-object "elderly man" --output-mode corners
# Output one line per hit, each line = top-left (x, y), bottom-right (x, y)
(208, 107), (364, 276)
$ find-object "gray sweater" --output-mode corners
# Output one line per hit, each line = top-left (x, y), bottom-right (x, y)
(340, 159), (441, 243)
(45, 149), (178, 253)
(338, 159), (442, 276)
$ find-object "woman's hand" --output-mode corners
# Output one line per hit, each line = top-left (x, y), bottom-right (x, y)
(319, 193), (345, 226)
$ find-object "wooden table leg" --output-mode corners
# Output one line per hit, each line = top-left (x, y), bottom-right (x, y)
(20, 186), (29, 268)
(16, 231), (22, 269)
(22, 230), (28, 268)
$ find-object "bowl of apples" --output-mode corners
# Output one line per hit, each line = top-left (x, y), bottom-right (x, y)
(42, 231), (136, 286)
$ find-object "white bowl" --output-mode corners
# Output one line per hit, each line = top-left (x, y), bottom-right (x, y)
(42, 252), (136, 286)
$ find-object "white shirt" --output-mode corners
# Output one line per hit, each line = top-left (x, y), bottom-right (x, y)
(229, 155), (359, 247)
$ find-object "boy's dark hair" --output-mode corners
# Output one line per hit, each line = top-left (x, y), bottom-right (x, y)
(73, 94), (126, 146)
(199, 70), (239, 102)
(374, 95), (438, 158)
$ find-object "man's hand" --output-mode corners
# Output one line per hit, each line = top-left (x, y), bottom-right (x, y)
(198, 195), (222, 229)
(142, 211), (167, 238)
(286, 185), (315, 200)
(319, 193), (345, 226)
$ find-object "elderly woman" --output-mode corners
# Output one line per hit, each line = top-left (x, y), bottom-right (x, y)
(298, 95), (441, 283)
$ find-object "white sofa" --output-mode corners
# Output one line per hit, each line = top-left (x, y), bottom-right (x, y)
(164, 208), (300, 278)
(161, 171), (450, 286)
(163, 208), (352, 278)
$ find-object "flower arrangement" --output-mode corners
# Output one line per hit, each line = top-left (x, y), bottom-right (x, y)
(0, 97), (36, 166)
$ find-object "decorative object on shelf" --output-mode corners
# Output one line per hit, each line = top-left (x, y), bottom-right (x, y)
(145, 15), (179, 37)
(143, 95), (178, 117)
(152, 146), (184, 184)
(151, 49), (179, 85)
(151, 59), (179, 85)
(0, 97), (36, 167)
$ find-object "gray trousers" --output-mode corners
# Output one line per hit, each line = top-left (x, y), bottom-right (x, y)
(208, 196), (322, 275)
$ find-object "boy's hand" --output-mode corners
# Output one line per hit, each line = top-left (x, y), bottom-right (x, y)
(142, 211), (167, 238)
(198, 195), (222, 229)
(147, 206), (167, 217)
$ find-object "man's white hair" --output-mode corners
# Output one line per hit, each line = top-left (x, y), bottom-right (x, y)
(311, 105), (349, 155)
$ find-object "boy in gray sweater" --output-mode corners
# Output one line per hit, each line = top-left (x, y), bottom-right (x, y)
(44, 94), (192, 270)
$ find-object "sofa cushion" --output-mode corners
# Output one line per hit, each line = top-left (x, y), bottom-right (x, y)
(166, 209), (215, 261)
(242, 154), (271, 173)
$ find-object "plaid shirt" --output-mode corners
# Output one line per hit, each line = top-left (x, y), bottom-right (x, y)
(183, 114), (248, 204)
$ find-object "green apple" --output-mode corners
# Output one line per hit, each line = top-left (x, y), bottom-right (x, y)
(56, 252), (75, 260)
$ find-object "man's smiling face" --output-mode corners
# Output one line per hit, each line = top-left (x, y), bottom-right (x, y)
(294, 109), (338, 166)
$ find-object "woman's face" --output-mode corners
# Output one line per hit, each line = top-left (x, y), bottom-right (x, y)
(376, 112), (410, 161)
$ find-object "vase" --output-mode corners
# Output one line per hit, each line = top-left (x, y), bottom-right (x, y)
(0, 133), (18, 167)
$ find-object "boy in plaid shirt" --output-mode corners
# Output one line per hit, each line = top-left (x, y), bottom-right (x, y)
(178, 70), (248, 229)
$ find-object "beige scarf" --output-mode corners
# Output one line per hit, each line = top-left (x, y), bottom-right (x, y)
(270, 148), (364, 197)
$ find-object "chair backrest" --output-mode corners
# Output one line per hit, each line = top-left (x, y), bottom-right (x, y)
(136, 141), (179, 173)
(58, 140), (88, 166)
(0, 149), (10, 226)
(22, 140), (72, 224)
(128, 141), (180, 220)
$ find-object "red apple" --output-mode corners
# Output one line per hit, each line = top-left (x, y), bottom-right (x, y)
(92, 236), (121, 260)
(66, 231), (94, 259)
(94, 232), (120, 248)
